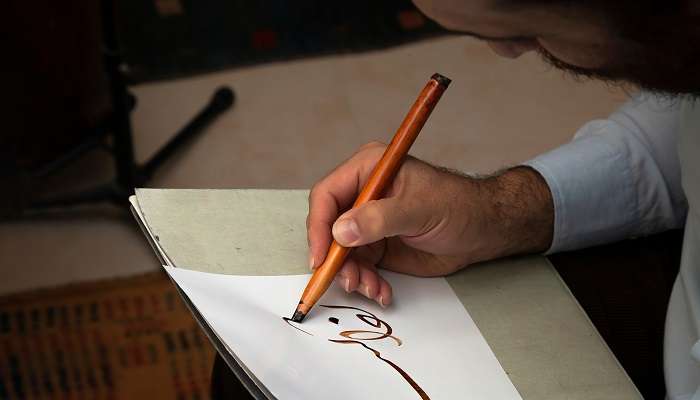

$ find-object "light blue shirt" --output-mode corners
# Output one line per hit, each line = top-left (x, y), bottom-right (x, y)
(524, 93), (700, 399)
(525, 93), (687, 253)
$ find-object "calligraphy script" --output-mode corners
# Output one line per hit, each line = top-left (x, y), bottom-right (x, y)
(283, 305), (430, 400)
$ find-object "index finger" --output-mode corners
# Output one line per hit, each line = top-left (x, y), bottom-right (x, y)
(307, 143), (385, 268)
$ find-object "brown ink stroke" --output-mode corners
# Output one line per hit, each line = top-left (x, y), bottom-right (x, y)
(329, 339), (430, 400)
(282, 304), (430, 400)
(320, 305), (403, 346)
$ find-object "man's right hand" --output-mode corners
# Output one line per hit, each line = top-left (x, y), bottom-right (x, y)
(306, 142), (554, 307)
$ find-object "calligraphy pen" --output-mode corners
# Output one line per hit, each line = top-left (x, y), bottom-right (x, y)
(291, 73), (451, 323)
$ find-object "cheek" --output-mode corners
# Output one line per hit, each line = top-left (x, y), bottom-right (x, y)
(412, 0), (444, 24)
(411, 0), (475, 31)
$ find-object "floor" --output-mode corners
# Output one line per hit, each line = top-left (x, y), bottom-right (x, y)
(0, 36), (628, 295)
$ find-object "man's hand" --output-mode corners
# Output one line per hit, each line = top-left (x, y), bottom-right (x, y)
(306, 142), (554, 306)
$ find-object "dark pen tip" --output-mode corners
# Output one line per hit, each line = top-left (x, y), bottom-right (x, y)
(431, 73), (452, 88)
(291, 310), (306, 323)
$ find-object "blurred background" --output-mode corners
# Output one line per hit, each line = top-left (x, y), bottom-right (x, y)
(0, 0), (629, 399)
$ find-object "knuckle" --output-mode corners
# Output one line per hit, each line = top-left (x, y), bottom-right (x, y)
(337, 264), (350, 279)
(308, 182), (329, 207)
(309, 182), (321, 198)
(359, 141), (386, 152)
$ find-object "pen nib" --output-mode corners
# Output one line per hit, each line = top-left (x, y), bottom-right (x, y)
(291, 310), (306, 323)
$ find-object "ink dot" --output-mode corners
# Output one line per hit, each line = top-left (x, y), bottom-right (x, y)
(328, 317), (339, 324)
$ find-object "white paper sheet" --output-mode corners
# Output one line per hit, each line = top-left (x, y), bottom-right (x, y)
(165, 266), (522, 399)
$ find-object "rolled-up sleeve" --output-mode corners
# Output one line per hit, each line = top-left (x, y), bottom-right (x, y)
(523, 93), (687, 253)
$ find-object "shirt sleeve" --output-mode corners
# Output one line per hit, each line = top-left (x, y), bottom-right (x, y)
(523, 92), (687, 253)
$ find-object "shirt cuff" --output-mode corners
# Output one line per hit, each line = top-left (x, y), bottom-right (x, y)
(523, 121), (639, 254)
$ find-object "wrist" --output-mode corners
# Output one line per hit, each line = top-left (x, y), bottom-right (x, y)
(471, 166), (554, 259)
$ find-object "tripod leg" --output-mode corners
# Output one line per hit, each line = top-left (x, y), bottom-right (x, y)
(139, 86), (235, 181)
(102, 0), (138, 192)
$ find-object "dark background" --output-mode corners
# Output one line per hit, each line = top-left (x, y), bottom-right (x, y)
(2, 0), (444, 210)
(117, 0), (445, 83)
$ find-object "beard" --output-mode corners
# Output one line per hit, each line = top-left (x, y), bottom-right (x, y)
(535, 28), (700, 98)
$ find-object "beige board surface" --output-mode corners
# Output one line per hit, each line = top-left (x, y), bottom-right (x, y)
(135, 188), (641, 399)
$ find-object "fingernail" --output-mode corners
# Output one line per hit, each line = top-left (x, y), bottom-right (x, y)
(343, 277), (351, 293)
(377, 295), (386, 308)
(333, 219), (360, 245)
(358, 283), (371, 298)
(308, 255), (315, 270)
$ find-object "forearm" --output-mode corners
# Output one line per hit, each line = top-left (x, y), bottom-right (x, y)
(492, 167), (554, 255)
(476, 166), (555, 258)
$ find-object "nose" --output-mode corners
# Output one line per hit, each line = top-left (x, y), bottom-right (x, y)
(487, 40), (539, 59)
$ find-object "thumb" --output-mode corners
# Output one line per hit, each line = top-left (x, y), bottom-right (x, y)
(332, 198), (429, 247)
